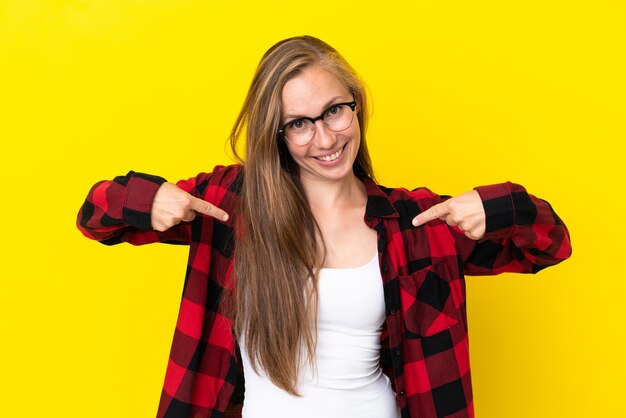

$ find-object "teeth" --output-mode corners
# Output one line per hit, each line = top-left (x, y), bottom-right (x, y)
(316, 148), (343, 162)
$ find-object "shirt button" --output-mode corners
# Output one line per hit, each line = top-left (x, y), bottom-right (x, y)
(382, 265), (389, 272)
(366, 215), (373, 222)
(399, 390), (405, 396)
(390, 309), (396, 315)
(395, 349), (401, 356)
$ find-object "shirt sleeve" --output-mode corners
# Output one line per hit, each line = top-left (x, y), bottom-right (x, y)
(454, 182), (572, 275)
(76, 170), (195, 246)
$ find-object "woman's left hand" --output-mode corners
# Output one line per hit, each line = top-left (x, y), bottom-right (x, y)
(412, 190), (486, 240)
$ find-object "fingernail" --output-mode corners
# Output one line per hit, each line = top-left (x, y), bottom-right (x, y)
(222, 214), (229, 222)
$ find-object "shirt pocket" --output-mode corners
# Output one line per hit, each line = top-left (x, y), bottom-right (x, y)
(398, 263), (459, 338)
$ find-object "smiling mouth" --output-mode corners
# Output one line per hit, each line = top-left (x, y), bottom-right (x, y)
(314, 144), (346, 162)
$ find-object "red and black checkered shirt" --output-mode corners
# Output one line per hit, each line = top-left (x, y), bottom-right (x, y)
(77, 164), (571, 418)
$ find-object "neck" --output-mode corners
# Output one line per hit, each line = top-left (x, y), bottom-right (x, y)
(300, 172), (366, 211)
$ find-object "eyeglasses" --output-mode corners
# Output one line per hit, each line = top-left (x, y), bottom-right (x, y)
(278, 100), (357, 146)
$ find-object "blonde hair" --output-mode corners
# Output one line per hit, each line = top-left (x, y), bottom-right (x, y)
(229, 35), (374, 395)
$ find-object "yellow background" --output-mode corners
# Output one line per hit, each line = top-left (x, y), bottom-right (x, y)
(1, 0), (624, 416)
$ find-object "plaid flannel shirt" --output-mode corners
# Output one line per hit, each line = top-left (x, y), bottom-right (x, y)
(77, 164), (572, 418)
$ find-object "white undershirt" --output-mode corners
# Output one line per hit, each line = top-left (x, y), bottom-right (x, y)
(240, 254), (400, 418)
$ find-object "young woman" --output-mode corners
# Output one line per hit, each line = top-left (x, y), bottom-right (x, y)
(77, 36), (572, 418)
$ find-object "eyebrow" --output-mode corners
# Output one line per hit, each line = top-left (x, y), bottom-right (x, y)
(282, 95), (348, 122)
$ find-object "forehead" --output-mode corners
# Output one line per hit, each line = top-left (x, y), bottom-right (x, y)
(281, 66), (351, 117)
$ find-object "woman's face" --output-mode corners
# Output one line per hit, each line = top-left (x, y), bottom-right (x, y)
(280, 65), (360, 186)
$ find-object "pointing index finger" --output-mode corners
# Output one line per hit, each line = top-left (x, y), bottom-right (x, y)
(412, 201), (449, 227)
(190, 196), (230, 222)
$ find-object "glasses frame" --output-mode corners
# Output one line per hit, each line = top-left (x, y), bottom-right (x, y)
(277, 100), (357, 145)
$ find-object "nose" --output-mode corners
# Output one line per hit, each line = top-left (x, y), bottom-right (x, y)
(311, 119), (336, 149)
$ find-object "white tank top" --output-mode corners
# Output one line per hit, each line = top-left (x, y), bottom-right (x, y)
(239, 254), (400, 418)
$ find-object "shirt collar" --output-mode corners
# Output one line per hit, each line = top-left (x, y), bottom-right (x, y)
(360, 175), (400, 219)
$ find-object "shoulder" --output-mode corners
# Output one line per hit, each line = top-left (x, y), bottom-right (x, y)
(205, 164), (243, 191)
(372, 180), (447, 214)
(177, 164), (243, 197)
(195, 163), (243, 186)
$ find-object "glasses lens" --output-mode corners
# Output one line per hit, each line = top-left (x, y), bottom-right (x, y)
(284, 119), (314, 145)
(282, 102), (355, 145)
(324, 104), (355, 132)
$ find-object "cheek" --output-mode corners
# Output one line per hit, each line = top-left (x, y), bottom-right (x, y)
(284, 141), (307, 161)
(349, 122), (361, 146)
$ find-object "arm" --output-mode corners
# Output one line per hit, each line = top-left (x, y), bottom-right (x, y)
(76, 169), (230, 246)
(414, 182), (572, 275)
(464, 182), (571, 275)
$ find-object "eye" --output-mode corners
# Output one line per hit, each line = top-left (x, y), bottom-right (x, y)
(324, 104), (345, 120)
(288, 119), (307, 130)
(326, 105), (341, 115)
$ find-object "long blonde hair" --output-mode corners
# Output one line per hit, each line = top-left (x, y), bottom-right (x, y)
(229, 36), (374, 395)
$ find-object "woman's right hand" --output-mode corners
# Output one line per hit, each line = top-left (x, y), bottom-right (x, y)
(151, 182), (229, 231)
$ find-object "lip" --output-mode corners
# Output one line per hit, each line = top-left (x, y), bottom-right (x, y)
(312, 143), (348, 166)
